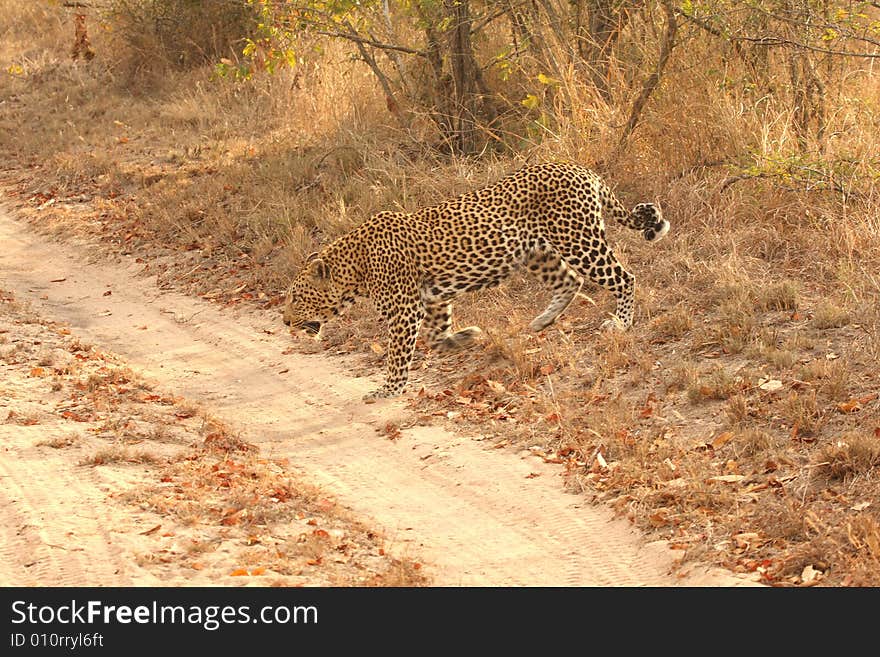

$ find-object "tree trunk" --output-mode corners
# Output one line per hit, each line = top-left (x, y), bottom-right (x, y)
(445, 0), (481, 153)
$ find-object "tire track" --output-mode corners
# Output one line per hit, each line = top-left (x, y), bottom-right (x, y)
(0, 426), (146, 586)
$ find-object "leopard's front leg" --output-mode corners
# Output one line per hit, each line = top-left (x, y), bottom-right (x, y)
(363, 303), (424, 403)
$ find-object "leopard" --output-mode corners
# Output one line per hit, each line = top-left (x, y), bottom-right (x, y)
(282, 162), (670, 402)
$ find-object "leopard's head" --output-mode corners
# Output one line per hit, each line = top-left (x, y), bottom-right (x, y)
(282, 253), (346, 337)
(632, 203), (670, 243)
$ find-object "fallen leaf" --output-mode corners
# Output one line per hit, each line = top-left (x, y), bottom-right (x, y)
(648, 510), (670, 527)
(379, 421), (401, 440)
(851, 501), (871, 511)
(486, 379), (506, 394)
(139, 524), (162, 536)
(708, 474), (745, 483)
(369, 342), (384, 355)
(525, 472), (541, 479)
(734, 532), (761, 548)
(103, 290), (112, 297)
(229, 568), (249, 577)
(836, 400), (861, 413)
(50, 277), (66, 283)
(61, 410), (91, 422)
(29, 367), (47, 377)
(711, 431), (734, 449)
(539, 363), (555, 375)
(250, 567), (266, 576)
(759, 379), (783, 392)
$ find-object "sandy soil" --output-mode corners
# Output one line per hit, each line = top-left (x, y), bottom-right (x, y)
(0, 205), (757, 586)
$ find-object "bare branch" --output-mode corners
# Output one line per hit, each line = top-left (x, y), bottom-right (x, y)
(677, 7), (880, 59)
(471, 1), (530, 35)
(619, 0), (678, 147)
(731, 34), (880, 59)
(313, 30), (428, 58)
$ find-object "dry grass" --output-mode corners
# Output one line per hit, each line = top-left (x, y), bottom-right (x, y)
(80, 445), (161, 466)
(1, 1), (878, 586)
(37, 433), (81, 449)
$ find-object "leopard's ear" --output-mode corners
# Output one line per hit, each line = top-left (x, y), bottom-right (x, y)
(306, 251), (321, 263)
(307, 257), (330, 280)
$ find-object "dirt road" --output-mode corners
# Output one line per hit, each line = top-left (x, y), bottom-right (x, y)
(0, 207), (754, 586)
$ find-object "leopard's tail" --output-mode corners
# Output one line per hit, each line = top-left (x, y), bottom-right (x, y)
(604, 194), (670, 243)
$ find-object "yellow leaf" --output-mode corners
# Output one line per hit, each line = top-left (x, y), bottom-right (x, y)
(229, 568), (249, 576)
(521, 94), (540, 110)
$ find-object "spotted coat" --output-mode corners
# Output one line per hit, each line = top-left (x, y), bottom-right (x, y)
(283, 162), (670, 400)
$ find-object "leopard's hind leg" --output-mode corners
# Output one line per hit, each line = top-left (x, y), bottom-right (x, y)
(422, 301), (482, 354)
(557, 235), (635, 329)
(525, 246), (584, 331)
